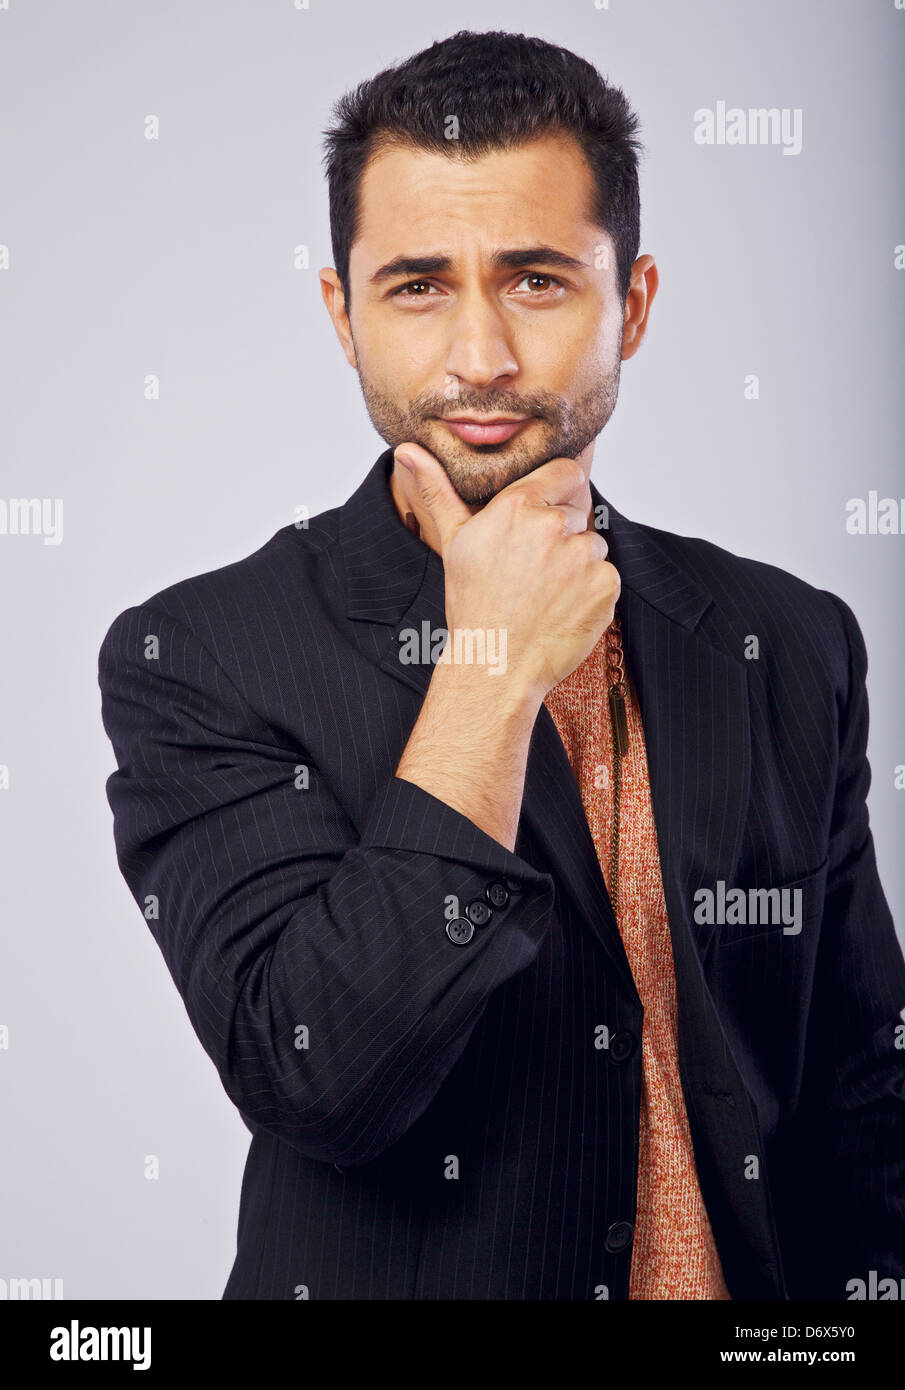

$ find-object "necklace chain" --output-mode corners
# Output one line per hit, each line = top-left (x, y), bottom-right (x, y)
(605, 607), (629, 917)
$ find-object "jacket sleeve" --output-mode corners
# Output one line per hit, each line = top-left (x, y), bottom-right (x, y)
(775, 592), (905, 1298)
(98, 602), (556, 1168)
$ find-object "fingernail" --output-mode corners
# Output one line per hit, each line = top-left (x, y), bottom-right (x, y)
(395, 448), (415, 472)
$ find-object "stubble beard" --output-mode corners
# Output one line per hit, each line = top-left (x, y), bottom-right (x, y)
(355, 356), (622, 506)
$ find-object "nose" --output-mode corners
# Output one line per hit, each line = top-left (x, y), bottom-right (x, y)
(443, 288), (519, 391)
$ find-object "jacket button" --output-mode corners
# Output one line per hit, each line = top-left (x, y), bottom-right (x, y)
(446, 917), (475, 946)
(465, 898), (493, 926)
(609, 1031), (636, 1064)
(503, 876), (523, 893)
(604, 1221), (634, 1253)
(485, 880), (510, 909)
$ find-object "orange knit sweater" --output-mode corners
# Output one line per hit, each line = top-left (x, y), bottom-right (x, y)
(544, 626), (731, 1300)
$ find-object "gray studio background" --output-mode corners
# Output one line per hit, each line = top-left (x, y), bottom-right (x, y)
(1, 0), (902, 1299)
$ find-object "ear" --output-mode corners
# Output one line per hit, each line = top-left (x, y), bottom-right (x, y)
(621, 255), (659, 362)
(319, 267), (358, 370)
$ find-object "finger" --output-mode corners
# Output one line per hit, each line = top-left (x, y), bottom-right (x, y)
(547, 503), (593, 538)
(394, 442), (473, 555)
(570, 529), (611, 563)
(502, 456), (587, 509)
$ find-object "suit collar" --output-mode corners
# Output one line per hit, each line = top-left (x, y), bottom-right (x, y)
(339, 446), (713, 635)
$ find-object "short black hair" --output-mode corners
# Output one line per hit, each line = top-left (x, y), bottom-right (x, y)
(321, 30), (644, 315)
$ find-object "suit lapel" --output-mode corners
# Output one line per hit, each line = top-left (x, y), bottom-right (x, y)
(339, 449), (751, 976)
(618, 583), (753, 963)
(594, 486), (752, 966)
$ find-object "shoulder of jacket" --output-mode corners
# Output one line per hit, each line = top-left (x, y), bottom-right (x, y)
(101, 506), (345, 646)
(643, 521), (849, 625)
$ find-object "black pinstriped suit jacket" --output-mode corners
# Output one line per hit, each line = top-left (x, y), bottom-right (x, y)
(98, 446), (905, 1300)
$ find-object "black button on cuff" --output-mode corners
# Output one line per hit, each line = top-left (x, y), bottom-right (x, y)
(446, 917), (475, 946)
(465, 898), (493, 927)
(604, 1220), (634, 1253)
(503, 876), (523, 893)
(485, 880), (510, 909)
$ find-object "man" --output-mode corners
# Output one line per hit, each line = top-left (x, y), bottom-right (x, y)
(98, 30), (905, 1300)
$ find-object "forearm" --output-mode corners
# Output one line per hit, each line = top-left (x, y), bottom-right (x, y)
(395, 660), (543, 852)
(99, 603), (558, 1170)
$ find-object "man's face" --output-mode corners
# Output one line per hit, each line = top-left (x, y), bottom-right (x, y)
(331, 132), (626, 505)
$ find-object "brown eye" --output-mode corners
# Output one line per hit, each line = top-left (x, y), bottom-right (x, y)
(514, 273), (565, 294)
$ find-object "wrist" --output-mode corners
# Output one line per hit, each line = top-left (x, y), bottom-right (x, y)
(426, 652), (544, 724)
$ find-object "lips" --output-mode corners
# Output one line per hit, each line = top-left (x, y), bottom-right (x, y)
(439, 417), (532, 445)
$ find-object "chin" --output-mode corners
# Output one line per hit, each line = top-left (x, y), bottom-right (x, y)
(450, 462), (545, 509)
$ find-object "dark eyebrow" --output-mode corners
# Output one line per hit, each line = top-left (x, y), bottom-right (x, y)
(493, 246), (589, 273)
(369, 255), (451, 286)
(367, 245), (589, 287)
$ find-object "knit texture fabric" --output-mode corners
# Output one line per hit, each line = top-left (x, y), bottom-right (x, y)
(543, 627), (731, 1300)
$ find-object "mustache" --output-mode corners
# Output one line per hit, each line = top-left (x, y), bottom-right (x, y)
(413, 397), (559, 422)
(410, 384), (559, 407)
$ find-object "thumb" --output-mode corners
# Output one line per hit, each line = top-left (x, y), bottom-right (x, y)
(394, 442), (473, 554)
